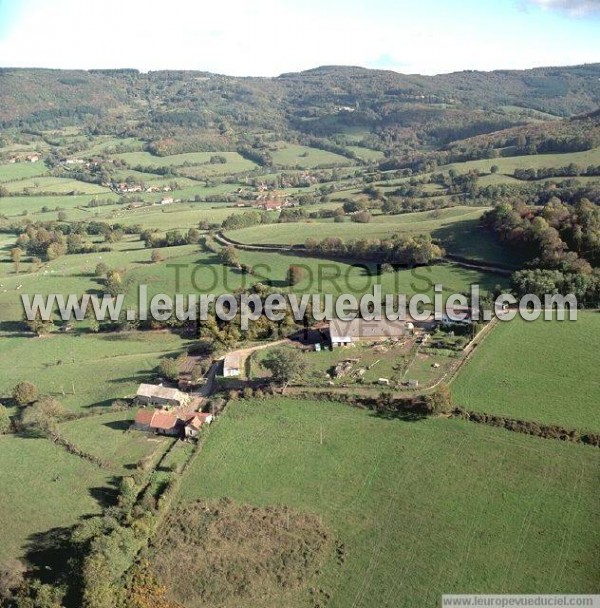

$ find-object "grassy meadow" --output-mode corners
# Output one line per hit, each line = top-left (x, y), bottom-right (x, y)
(224, 206), (525, 265)
(439, 146), (600, 176)
(452, 312), (600, 432)
(0, 331), (190, 412)
(270, 143), (351, 168)
(176, 398), (600, 608)
(0, 435), (110, 563)
(59, 410), (168, 473)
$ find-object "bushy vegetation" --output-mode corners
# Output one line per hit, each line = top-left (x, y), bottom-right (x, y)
(149, 498), (332, 607)
(305, 232), (444, 265)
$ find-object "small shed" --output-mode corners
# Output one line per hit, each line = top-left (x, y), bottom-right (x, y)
(184, 412), (214, 438)
(223, 353), (241, 377)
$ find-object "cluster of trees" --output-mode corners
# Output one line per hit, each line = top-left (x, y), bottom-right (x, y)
(513, 164), (600, 181)
(6, 219), (142, 263)
(304, 233), (444, 265)
(140, 227), (201, 248)
(483, 198), (599, 267)
(482, 198), (599, 302)
(221, 210), (271, 232)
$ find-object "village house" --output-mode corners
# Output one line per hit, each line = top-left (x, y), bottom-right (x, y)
(222, 352), (241, 377)
(135, 383), (189, 408)
(254, 200), (283, 211)
(328, 318), (408, 347)
(26, 154), (39, 163)
(160, 196), (174, 205)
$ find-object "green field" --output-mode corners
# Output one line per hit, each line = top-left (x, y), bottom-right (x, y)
(271, 143), (352, 168)
(452, 312), (600, 432)
(0, 332), (190, 412)
(2, 176), (110, 195)
(177, 398), (599, 607)
(59, 410), (167, 473)
(224, 206), (525, 266)
(0, 192), (120, 217)
(0, 233), (506, 323)
(114, 150), (254, 170)
(0, 162), (49, 182)
(0, 435), (110, 563)
(225, 206), (487, 244)
(439, 147), (600, 176)
(346, 145), (386, 162)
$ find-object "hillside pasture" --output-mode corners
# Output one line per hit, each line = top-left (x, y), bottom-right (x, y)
(0, 435), (110, 563)
(0, 331), (190, 412)
(224, 206), (524, 266)
(345, 145), (385, 162)
(2, 176), (110, 195)
(113, 150), (250, 169)
(270, 143), (352, 168)
(0, 192), (120, 217)
(452, 312), (600, 432)
(59, 410), (168, 474)
(0, 161), (49, 182)
(177, 399), (600, 608)
(440, 147), (600, 176)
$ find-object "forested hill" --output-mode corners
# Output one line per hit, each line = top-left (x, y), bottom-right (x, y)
(0, 64), (598, 156)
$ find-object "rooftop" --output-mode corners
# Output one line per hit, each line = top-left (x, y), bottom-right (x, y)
(329, 318), (408, 341)
(136, 383), (185, 401)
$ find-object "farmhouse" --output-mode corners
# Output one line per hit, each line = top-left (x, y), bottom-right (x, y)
(222, 352), (241, 377)
(133, 409), (181, 436)
(135, 383), (188, 407)
(328, 318), (408, 347)
(134, 409), (213, 437)
(160, 196), (174, 205)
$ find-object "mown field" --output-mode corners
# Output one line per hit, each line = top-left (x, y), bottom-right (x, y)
(176, 398), (599, 608)
(2, 176), (111, 195)
(0, 435), (110, 563)
(0, 161), (49, 182)
(452, 312), (600, 432)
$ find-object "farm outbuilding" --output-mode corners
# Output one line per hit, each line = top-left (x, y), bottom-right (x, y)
(183, 413), (214, 438)
(328, 318), (408, 347)
(135, 383), (188, 407)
